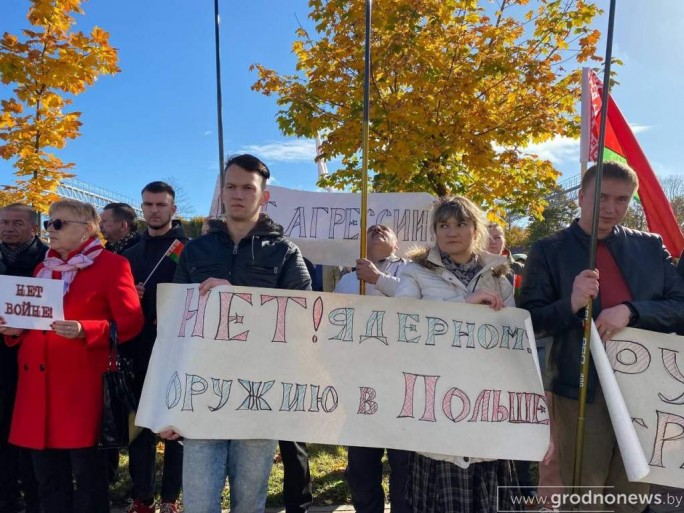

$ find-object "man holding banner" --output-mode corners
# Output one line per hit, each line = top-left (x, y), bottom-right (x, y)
(163, 154), (311, 513)
(520, 161), (684, 512)
(334, 223), (410, 513)
(122, 181), (188, 513)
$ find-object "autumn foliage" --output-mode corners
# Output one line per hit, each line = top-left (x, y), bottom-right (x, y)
(0, 0), (119, 212)
(252, 0), (603, 218)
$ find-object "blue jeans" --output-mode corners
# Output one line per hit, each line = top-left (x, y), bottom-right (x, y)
(182, 438), (277, 513)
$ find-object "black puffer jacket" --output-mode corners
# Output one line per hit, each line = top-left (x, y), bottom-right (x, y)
(121, 221), (189, 393)
(519, 220), (684, 402)
(174, 214), (311, 292)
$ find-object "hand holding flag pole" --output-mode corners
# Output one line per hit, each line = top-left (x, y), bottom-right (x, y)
(573, 0), (617, 491)
(359, 0), (372, 296)
(142, 240), (184, 287)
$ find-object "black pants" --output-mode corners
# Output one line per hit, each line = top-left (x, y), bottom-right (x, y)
(128, 428), (182, 503)
(0, 345), (39, 513)
(32, 447), (109, 513)
(105, 449), (120, 483)
(0, 438), (22, 513)
(347, 447), (411, 513)
(279, 441), (312, 513)
(514, 460), (535, 497)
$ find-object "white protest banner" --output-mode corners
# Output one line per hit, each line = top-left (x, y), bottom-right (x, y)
(0, 275), (64, 330)
(262, 186), (435, 266)
(594, 326), (684, 488)
(590, 324), (650, 482)
(137, 284), (549, 461)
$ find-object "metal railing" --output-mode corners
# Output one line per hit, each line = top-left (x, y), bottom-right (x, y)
(56, 178), (142, 216)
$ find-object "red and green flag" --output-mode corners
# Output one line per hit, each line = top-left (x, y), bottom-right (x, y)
(581, 68), (684, 257)
(166, 239), (185, 263)
(142, 239), (185, 285)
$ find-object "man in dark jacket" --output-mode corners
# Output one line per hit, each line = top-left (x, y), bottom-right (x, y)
(519, 161), (684, 513)
(122, 182), (188, 513)
(0, 204), (46, 513)
(100, 202), (141, 254)
(164, 154), (311, 513)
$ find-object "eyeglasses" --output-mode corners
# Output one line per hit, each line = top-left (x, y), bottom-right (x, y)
(43, 219), (89, 230)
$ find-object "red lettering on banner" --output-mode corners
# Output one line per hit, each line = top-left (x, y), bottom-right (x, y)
(358, 387), (379, 415)
(397, 372), (439, 422)
(260, 295), (307, 343)
(178, 288), (210, 338)
(215, 292), (254, 341)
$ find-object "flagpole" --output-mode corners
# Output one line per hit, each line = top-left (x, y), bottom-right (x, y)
(573, 0), (617, 490)
(213, 0), (226, 215)
(142, 240), (179, 286)
(359, 0), (372, 295)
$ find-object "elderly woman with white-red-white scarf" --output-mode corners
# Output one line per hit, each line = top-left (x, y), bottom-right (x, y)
(0, 199), (143, 513)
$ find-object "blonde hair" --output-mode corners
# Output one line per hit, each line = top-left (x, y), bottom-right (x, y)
(431, 196), (488, 254)
(49, 199), (100, 236)
(487, 222), (504, 236)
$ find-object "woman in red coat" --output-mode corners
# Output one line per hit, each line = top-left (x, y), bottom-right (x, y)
(0, 199), (143, 513)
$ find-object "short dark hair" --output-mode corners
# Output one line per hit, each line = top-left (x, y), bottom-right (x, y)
(141, 181), (176, 199)
(1, 203), (39, 225)
(224, 154), (270, 186)
(204, 218), (228, 233)
(581, 161), (639, 193)
(103, 202), (137, 230)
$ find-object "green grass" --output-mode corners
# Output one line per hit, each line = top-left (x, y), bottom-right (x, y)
(111, 443), (391, 509)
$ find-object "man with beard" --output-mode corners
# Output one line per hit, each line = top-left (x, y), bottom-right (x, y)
(163, 154), (311, 513)
(0, 204), (46, 513)
(122, 182), (188, 513)
(100, 202), (141, 254)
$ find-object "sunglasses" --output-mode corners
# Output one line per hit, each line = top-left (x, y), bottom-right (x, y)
(43, 219), (89, 230)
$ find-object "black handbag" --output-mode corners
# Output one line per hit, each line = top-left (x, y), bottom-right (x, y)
(98, 321), (138, 449)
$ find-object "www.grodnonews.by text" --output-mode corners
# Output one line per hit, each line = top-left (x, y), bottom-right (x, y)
(498, 486), (683, 512)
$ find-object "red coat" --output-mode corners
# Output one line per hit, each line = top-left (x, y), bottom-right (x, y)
(7, 249), (143, 449)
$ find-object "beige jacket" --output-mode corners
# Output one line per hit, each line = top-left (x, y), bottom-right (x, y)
(394, 246), (514, 468)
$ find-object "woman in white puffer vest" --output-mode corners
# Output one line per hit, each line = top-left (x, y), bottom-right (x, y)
(395, 196), (521, 513)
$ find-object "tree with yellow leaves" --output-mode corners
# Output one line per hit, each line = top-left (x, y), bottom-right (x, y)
(0, 0), (119, 212)
(252, 0), (602, 218)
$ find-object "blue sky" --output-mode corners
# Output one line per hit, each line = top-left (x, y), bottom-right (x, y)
(1, 1), (683, 215)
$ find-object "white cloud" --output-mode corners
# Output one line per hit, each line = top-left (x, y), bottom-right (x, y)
(204, 130), (212, 136)
(236, 139), (316, 162)
(518, 124), (650, 166)
(629, 124), (651, 134)
(522, 136), (579, 165)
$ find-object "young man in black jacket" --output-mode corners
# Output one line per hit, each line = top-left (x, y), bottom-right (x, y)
(519, 161), (684, 513)
(122, 182), (189, 513)
(165, 154), (311, 513)
(0, 204), (45, 513)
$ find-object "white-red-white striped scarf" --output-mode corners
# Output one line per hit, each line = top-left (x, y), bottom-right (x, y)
(36, 238), (104, 294)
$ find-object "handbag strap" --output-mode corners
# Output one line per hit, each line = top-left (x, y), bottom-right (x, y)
(107, 321), (119, 372)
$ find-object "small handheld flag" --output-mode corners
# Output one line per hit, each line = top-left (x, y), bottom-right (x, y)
(166, 239), (184, 263)
(142, 240), (185, 286)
